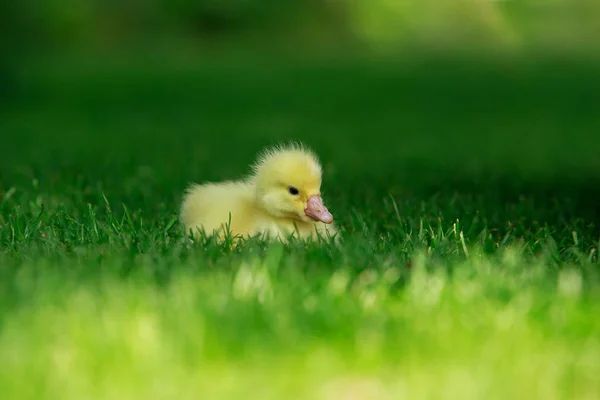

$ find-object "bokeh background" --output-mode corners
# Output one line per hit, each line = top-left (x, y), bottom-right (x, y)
(2, 0), (600, 252)
(3, 0), (600, 198)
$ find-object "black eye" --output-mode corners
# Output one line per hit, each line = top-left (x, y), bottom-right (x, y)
(288, 186), (299, 196)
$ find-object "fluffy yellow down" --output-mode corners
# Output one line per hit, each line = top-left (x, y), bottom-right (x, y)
(179, 143), (338, 243)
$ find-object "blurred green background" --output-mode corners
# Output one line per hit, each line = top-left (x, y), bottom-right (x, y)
(3, 0), (600, 230)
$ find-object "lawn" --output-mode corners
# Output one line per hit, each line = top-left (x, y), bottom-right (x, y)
(1, 52), (599, 399)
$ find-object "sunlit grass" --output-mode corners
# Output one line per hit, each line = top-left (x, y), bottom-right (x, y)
(1, 244), (599, 399)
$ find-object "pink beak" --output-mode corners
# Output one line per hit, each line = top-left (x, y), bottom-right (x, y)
(305, 195), (333, 224)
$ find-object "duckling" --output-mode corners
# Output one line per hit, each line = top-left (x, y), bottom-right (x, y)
(180, 143), (337, 243)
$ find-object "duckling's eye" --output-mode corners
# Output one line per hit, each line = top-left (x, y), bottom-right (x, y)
(288, 186), (299, 196)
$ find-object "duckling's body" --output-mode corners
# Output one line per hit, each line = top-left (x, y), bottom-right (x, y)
(180, 144), (337, 242)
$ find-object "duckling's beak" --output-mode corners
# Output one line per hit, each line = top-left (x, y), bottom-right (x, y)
(305, 195), (333, 224)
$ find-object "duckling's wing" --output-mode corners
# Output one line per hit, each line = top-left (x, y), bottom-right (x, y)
(180, 181), (253, 237)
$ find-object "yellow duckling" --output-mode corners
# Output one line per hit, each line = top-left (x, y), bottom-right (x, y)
(180, 143), (337, 242)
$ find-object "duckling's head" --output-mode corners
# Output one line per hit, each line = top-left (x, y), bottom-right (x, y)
(250, 143), (334, 224)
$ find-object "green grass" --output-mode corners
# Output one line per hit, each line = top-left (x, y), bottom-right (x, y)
(1, 52), (600, 399)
